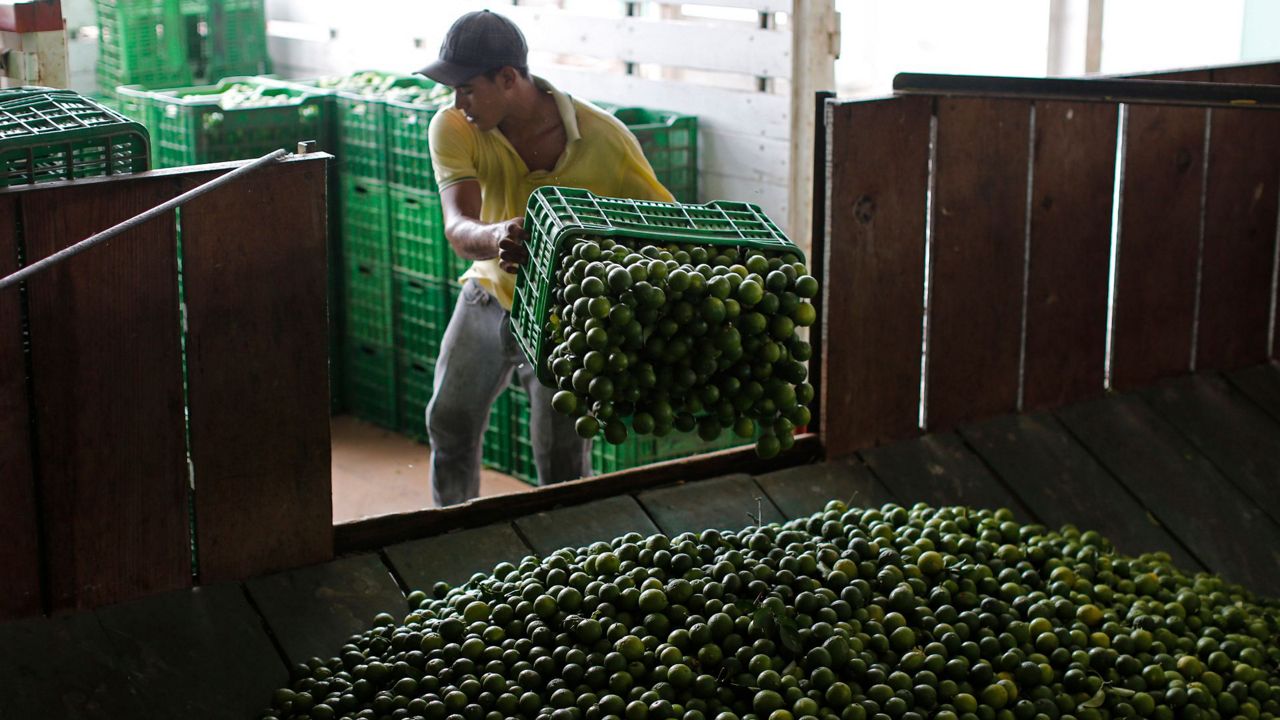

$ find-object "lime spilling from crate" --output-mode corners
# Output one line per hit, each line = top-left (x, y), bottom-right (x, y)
(258, 502), (1280, 720)
(543, 237), (815, 458)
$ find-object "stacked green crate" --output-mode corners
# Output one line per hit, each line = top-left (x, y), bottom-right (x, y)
(0, 88), (150, 186)
(594, 101), (698, 204)
(507, 381), (535, 486)
(482, 387), (512, 473)
(116, 78), (330, 168)
(96, 0), (191, 100)
(204, 0), (271, 81)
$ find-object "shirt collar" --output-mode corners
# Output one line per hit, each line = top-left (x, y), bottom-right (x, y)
(532, 75), (581, 143)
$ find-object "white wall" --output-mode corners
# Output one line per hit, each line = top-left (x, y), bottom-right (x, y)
(264, 0), (808, 239)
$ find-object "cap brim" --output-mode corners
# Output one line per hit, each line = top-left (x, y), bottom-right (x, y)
(416, 59), (488, 87)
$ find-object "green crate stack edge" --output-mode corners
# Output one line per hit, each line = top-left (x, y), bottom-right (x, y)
(266, 72), (453, 433)
(96, 0), (191, 100)
(0, 88), (150, 186)
(97, 0), (270, 100)
(507, 186), (799, 482)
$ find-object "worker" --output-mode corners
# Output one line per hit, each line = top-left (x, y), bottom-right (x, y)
(417, 9), (674, 507)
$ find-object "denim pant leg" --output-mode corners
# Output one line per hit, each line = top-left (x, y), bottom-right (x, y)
(511, 350), (592, 486)
(427, 280), (515, 507)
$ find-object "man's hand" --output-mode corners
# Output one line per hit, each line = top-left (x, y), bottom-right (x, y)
(495, 216), (530, 274)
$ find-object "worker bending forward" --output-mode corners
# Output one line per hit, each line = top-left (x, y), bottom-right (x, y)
(418, 10), (673, 506)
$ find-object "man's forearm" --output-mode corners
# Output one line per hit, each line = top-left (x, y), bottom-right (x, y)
(445, 217), (501, 261)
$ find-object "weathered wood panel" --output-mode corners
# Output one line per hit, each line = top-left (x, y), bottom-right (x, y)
(23, 178), (191, 611)
(514, 495), (661, 555)
(1110, 71), (1211, 389)
(180, 158), (333, 583)
(822, 96), (931, 454)
(860, 432), (1035, 520)
(96, 583), (287, 720)
(753, 459), (896, 518)
(0, 612), (148, 718)
(1225, 362), (1280, 422)
(1058, 392), (1280, 596)
(384, 523), (534, 593)
(926, 98), (1030, 429)
(1022, 101), (1117, 410)
(1194, 87), (1280, 370)
(245, 553), (405, 666)
(0, 195), (41, 620)
(1141, 373), (1280, 525)
(960, 412), (1202, 570)
(636, 474), (785, 535)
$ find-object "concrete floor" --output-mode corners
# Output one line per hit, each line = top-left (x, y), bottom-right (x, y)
(330, 415), (533, 524)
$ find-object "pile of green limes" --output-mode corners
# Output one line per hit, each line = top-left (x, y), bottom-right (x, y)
(543, 238), (818, 458)
(259, 501), (1280, 720)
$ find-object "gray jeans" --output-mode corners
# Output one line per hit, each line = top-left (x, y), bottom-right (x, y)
(426, 279), (591, 506)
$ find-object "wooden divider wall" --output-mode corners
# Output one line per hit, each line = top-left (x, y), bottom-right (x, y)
(822, 62), (1280, 456)
(0, 156), (334, 619)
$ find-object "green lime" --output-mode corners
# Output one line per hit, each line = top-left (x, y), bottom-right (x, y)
(575, 415), (600, 439)
(552, 390), (578, 416)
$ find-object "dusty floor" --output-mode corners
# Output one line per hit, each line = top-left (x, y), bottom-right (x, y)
(330, 415), (533, 524)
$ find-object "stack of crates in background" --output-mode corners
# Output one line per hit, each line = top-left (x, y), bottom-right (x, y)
(0, 87), (151, 186)
(96, 0), (191, 99)
(96, 0), (270, 100)
(595, 102), (698, 204)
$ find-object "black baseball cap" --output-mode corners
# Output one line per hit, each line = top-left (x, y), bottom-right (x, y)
(417, 10), (528, 87)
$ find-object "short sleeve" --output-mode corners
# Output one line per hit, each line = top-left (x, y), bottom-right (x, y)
(428, 107), (479, 190)
(615, 129), (676, 204)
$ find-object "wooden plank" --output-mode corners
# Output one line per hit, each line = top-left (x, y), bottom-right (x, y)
(384, 523), (535, 593)
(698, 130), (790, 187)
(822, 96), (931, 454)
(505, 6), (793, 79)
(1140, 373), (1280, 525)
(181, 158), (333, 584)
(1022, 101), (1117, 410)
(859, 432), (1035, 520)
(245, 553), (405, 666)
(95, 583), (287, 720)
(336, 434), (822, 554)
(927, 97), (1031, 430)
(700, 171), (789, 225)
(753, 458), (896, 519)
(0, 194), (41, 620)
(1057, 392), (1280, 596)
(636, 474), (785, 535)
(515, 495), (662, 555)
(23, 178), (190, 611)
(1110, 71), (1211, 390)
(0, 612), (148, 718)
(1194, 99), (1280, 370)
(960, 413), (1203, 571)
(1225, 362), (1280, 422)
(541, 65), (792, 140)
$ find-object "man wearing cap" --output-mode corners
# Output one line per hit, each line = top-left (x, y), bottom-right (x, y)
(418, 10), (674, 507)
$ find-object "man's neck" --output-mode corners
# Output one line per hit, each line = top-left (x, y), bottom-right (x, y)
(498, 77), (557, 140)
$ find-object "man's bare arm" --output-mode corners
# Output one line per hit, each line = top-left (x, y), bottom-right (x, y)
(440, 180), (529, 272)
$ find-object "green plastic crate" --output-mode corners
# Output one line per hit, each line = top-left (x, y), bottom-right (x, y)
(512, 186), (800, 386)
(482, 387), (511, 473)
(508, 381), (535, 486)
(126, 78), (329, 168)
(609, 105), (698, 204)
(345, 341), (396, 429)
(390, 187), (449, 279)
(204, 0), (271, 81)
(340, 174), (391, 266)
(0, 89), (150, 186)
(95, 0), (191, 98)
(396, 351), (434, 441)
(591, 426), (753, 474)
(344, 260), (393, 347)
(393, 270), (450, 361)
(385, 95), (444, 194)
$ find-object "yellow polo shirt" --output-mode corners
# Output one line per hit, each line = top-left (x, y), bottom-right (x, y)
(428, 76), (675, 309)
